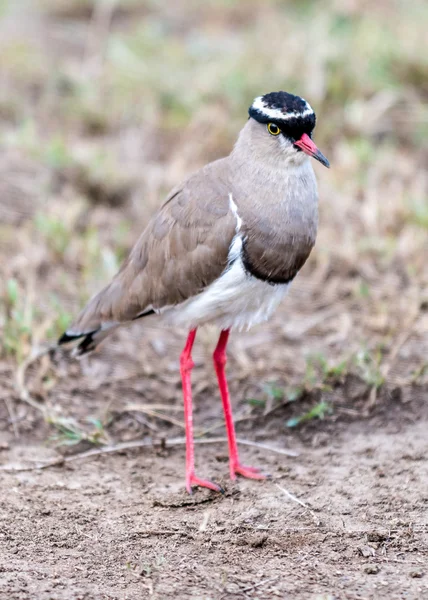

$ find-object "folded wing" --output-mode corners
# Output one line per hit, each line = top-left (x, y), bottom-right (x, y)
(59, 165), (237, 355)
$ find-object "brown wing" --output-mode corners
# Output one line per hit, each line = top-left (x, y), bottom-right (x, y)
(66, 161), (237, 336)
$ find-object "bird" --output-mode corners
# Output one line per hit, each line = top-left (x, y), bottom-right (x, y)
(58, 90), (329, 494)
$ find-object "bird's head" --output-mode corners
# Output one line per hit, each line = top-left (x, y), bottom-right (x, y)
(247, 91), (330, 168)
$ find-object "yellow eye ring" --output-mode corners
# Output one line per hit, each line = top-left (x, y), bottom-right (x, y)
(267, 123), (281, 136)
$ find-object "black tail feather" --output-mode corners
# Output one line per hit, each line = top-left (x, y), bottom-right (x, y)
(58, 329), (99, 357)
(58, 332), (83, 345)
(75, 331), (98, 356)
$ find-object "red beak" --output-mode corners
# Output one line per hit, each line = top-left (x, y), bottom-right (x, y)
(294, 133), (330, 168)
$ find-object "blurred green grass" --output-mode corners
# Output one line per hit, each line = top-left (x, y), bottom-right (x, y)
(0, 0), (427, 384)
(1, 0), (428, 145)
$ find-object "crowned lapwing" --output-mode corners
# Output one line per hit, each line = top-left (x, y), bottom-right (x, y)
(59, 91), (330, 493)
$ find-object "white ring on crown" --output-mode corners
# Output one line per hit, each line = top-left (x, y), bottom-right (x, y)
(251, 96), (314, 121)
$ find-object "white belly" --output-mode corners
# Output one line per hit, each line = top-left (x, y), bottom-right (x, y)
(162, 257), (290, 331)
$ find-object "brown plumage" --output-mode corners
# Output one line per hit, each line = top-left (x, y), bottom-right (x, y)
(59, 90), (329, 493)
(70, 168), (237, 336)
(60, 118), (319, 353)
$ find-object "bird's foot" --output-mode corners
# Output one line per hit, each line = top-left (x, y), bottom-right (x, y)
(231, 462), (270, 481)
(186, 472), (224, 495)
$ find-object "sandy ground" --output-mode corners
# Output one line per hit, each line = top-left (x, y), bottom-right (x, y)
(1, 389), (427, 600)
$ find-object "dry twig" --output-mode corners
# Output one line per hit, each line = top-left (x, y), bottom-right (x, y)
(275, 483), (321, 525)
(124, 404), (185, 428)
(0, 436), (298, 472)
(240, 576), (280, 594)
(2, 397), (19, 438)
(15, 344), (56, 415)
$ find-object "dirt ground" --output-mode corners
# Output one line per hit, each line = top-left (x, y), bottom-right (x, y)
(1, 393), (427, 600)
(1, 1), (428, 599)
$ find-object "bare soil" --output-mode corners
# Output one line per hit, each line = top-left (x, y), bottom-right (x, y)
(1, 381), (427, 600)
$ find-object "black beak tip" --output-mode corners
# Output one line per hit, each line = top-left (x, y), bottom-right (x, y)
(315, 151), (330, 169)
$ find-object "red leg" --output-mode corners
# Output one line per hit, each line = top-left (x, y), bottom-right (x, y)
(213, 329), (269, 481)
(180, 329), (222, 494)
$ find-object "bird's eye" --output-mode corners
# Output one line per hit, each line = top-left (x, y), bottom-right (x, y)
(267, 123), (281, 136)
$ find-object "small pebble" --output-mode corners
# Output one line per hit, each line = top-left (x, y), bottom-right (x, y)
(365, 565), (380, 575)
(367, 530), (389, 542)
(358, 546), (375, 558)
(250, 533), (268, 548)
(409, 570), (424, 579)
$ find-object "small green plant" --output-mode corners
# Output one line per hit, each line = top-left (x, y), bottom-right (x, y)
(247, 382), (286, 409)
(285, 386), (304, 402)
(47, 415), (109, 447)
(43, 135), (73, 170)
(80, 227), (121, 287)
(286, 401), (332, 428)
(353, 347), (384, 389)
(247, 382), (305, 410)
(409, 362), (428, 385)
(304, 353), (348, 390)
(263, 383), (284, 401)
(35, 212), (72, 259)
(45, 294), (72, 340)
(406, 197), (428, 229)
(358, 280), (371, 298)
(1, 278), (34, 362)
(246, 397), (266, 408)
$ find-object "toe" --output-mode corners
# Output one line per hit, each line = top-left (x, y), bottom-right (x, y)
(234, 463), (270, 480)
(188, 474), (224, 494)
